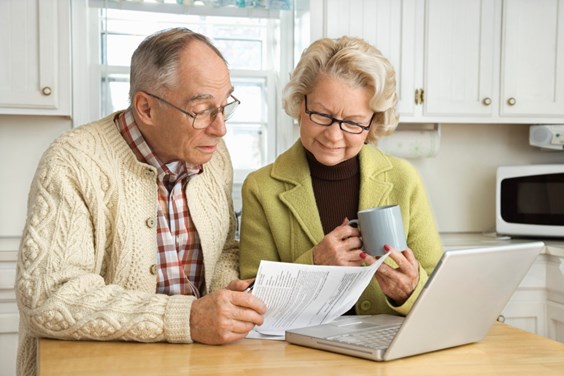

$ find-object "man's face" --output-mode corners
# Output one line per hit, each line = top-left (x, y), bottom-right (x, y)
(140, 41), (234, 165)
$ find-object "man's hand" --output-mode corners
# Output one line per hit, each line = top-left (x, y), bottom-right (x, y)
(189, 280), (266, 345)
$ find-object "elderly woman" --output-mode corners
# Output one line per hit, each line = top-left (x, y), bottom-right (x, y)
(239, 36), (442, 316)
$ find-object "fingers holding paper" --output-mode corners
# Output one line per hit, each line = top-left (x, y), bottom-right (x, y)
(364, 245), (420, 306)
(190, 285), (266, 345)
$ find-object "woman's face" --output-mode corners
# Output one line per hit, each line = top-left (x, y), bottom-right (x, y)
(299, 76), (372, 166)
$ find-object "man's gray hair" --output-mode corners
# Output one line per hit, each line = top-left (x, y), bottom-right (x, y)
(129, 27), (227, 103)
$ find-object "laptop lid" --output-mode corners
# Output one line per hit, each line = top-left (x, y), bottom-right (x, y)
(285, 241), (544, 361)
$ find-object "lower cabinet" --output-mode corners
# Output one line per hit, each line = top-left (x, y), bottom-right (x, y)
(501, 299), (547, 337)
(547, 301), (564, 343)
(500, 253), (564, 343)
(546, 252), (564, 343)
(0, 249), (18, 376)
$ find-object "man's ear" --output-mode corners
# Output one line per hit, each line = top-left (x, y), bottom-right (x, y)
(132, 91), (156, 125)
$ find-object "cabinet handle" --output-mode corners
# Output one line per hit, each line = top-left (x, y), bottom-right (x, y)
(414, 88), (424, 105)
(482, 97), (492, 106)
(497, 315), (506, 323)
(507, 97), (516, 106)
(42, 87), (52, 96)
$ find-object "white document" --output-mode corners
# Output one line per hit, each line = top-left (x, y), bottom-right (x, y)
(251, 254), (390, 336)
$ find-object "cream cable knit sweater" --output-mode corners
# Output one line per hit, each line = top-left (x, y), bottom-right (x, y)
(15, 112), (239, 376)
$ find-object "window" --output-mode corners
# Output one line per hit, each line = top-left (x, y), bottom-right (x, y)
(82, 1), (296, 192)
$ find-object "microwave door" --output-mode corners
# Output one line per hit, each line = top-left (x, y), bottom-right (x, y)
(500, 173), (564, 227)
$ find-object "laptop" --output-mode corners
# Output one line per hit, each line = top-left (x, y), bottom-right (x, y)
(285, 241), (544, 361)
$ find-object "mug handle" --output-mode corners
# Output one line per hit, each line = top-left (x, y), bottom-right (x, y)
(347, 219), (364, 251)
(348, 219), (360, 228)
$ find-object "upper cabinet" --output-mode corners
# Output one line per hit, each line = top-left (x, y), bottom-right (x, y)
(423, 0), (499, 118)
(310, 0), (423, 117)
(0, 0), (71, 116)
(310, 0), (564, 124)
(500, 0), (564, 118)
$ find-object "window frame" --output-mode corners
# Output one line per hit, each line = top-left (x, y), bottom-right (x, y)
(71, 2), (296, 195)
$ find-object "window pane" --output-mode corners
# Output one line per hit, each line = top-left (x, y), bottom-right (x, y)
(105, 34), (145, 66)
(215, 39), (263, 69)
(231, 78), (266, 123)
(94, 7), (281, 183)
(103, 74), (130, 114)
(101, 9), (272, 70)
(224, 124), (265, 170)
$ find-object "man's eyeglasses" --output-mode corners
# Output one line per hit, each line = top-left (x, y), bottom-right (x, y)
(144, 91), (240, 129)
(304, 95), (373, 134)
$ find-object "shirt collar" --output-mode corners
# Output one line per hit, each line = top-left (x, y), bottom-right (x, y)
(115, 109), (203, 182)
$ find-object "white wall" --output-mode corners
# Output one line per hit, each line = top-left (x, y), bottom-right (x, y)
(411, 123), (564, 233)
(0, 116), (71, 376)
(0, 116), (72, 237)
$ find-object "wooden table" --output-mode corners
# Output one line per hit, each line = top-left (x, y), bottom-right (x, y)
(38, 323), (564, 375)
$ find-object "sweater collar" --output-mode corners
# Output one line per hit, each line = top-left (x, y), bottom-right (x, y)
(272, 140), (393, 185)
(305, 149), (359, 181)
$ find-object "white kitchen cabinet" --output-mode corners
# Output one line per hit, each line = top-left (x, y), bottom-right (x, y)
(311, 0), (564, 124)
(0, 247), (19, 376)
(499, 255), (548, 337)
(421, 0), (564, 122)
(423, 0), (499, 117)
(500, 251), (564, 343)
(309, 0), (423, 117)
(547, 301), (564, 343)
(500, 0), (564, 117)
(501, 299), (547, 337)
(0, 0), (71, 116)
(546, 251), (564, 343)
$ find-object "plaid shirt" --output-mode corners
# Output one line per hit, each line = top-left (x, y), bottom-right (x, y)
(115, 110), (205, 297)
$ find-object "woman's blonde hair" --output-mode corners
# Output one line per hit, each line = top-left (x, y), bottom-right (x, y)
(283, 36), (399, 143)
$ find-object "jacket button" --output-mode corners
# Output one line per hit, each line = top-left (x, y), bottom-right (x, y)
(360, 300), (372, 311)
(146, 218), (156, 228)
(150, 264), (158, 275)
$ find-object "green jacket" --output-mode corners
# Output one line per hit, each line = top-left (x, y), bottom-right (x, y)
(240, 140), (443, 316)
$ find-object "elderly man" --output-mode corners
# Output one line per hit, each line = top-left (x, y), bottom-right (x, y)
(16, 28), (265, 376)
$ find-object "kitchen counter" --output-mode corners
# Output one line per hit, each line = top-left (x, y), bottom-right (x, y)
(440, 232), (564, 257)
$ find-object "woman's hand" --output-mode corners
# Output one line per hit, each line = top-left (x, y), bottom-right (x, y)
(312, 218), (365, 266)
(365, 245), (420, 306)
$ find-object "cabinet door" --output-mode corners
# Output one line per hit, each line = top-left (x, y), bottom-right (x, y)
(0, 0), (71, 115)
(423, 0), (499, 116)
(500, 0), (564, 117)
(501, 299), (547, 337)
(310, 0), (421, 116)
(547, 301), (564, 343)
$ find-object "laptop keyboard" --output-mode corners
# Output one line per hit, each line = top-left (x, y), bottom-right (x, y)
(327, 325), (401, 349)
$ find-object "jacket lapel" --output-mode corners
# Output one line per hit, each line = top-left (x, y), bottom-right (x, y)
(358, 145), (394, 210)
(271, 141), (325, 245)
(269, 142), (395, 245)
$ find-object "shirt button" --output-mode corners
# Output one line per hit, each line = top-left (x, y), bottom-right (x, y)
(149, 264), (157, 275)
(146, 218), (156, 228)
(360, 300), (372, 312)
(144, 169), (154, 178)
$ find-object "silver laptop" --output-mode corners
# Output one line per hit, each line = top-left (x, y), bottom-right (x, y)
(285, 241), (544, 361)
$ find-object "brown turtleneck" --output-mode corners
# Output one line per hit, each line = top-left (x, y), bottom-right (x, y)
(305, 150), (360, 234)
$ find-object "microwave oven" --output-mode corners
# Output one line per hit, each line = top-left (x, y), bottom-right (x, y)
(496, 164), (564, 238)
